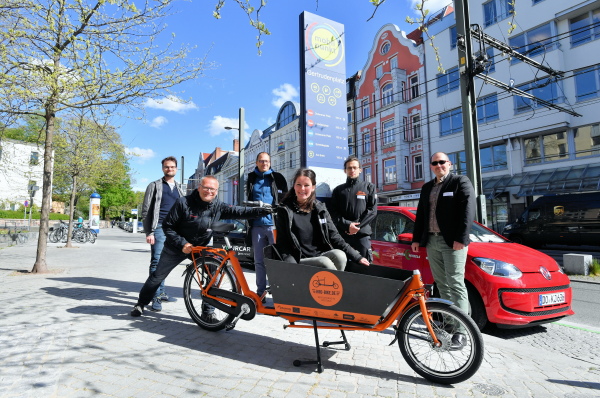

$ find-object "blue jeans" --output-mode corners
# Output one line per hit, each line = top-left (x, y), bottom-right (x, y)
(251, 225), (275, 296)
(150, 225), (166, 299)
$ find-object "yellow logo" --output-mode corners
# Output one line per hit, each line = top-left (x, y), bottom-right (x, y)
(554, 206), (564, 216)
(308, 23), (344, 67)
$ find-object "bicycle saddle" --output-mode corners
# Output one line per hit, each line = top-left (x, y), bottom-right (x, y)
(210, 222), (236, 234)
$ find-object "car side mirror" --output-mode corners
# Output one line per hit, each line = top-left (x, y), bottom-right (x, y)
(397, 233), (413, 242)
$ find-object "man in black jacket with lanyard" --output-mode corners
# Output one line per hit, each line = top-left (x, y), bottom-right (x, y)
(130, 175), (269, 320)
(329, 156), (377, 271)
(411, 152), (476, 348)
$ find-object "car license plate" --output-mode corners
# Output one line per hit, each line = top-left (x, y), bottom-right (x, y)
(538, 292), (565, 306)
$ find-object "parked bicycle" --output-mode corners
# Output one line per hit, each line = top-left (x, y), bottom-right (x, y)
(182, 202), (484, 384)
(49, 220), (97, 244)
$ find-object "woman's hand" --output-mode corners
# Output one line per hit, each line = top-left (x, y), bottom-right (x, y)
(182, 243), (193, 254)
(358, 257), (370, 267)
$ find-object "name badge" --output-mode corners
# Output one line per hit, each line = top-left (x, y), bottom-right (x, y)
(357, 195), (365, 200)
(319, 218), (327, 224)
(277, 190), (282, 193)
(443, 192), (454, 197)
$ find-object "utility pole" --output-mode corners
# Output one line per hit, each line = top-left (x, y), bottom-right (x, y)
(238, 107), (245, 205)
(454, 0), (487, 225)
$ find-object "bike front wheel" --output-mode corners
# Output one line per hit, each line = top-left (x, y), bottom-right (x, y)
(398, 302), (484, 385)
(183, 257), (238, 332)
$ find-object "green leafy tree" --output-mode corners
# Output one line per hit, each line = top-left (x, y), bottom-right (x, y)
(53, 112), (127, 247)
(0, 0), (208, 273)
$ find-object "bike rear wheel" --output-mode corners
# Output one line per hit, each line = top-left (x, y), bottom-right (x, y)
(183, 257), (238, 332)
(87, 229), (97, 244)
(398, 302), (484, 384)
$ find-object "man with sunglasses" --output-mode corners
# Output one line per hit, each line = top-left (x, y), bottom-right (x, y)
(131, 175), (270, 319)
(411, 152), (475, 349)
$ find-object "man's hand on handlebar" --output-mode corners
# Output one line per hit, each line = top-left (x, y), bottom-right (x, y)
(242, 200), (276, 213)
(182, 242), (193, 254)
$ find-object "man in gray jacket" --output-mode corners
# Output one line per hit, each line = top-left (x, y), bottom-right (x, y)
(141, 156), (185, 312)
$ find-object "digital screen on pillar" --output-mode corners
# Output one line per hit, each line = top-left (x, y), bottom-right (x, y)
(299, 12), (347, 172)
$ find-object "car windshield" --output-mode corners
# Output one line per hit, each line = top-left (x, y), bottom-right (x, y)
(470, 223), (505, 243)
(408, 209), (504, 243)
(219, 219), (246, 233)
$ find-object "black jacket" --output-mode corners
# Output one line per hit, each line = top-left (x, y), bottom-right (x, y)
(329, 177), (377, 237)
(274, 197), (363, 264)
(163, 189), (268, 251)
(246, 169), (288, 205)
(412, 173), (476, 248)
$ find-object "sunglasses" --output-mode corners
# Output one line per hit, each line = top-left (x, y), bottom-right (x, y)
(430, 160), (448, 166)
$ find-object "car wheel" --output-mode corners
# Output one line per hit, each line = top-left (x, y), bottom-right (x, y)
(468, 286), (488, 331)
(510, 234), (524, 244)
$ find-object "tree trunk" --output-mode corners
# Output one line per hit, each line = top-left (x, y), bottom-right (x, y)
(31, 110), (55, 273)
(64, 175), (78, 248)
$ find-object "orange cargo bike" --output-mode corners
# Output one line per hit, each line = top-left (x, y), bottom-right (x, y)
(183, 219), (484, 384)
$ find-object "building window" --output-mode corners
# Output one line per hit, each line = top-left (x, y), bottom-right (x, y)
(384, 158), (397, 183)
(448, 151), (467, 175)
(289, 152), (296, 168)
(574, 66), (600, 102)
(380, 41), (391, 55)
(440, 108), (463, 136)
(480, 143), (507, 172)
(347, 106), (353, 123)
(362, 99), (369, 120)
(401, 81), (406, 101)
(413, 155), (423, 180)
(450, 25), (457, 49)
(382, 120), (394, 145)
(514, 78), (561, 113)
(376, 64), (383, 79)
(524, 131), (569, 165)
(404, 156), (409, 182)
(363, 132), (371, 154)
(509, 23), (554, 63)
(30, 151), (39, 165)
(436, 66), (459, 96)
(412, 114), (421, 139)
(348, 135), (355, 156)
(276, 102), (298, 129)
(483, 0), (515, 27)
(570, 8), (600, 47)
(381, 83), (394, 106)
(403, 117), (408, 141)
(410, 75), (419, 99)
(477, 93), (499, 123)
(390, 56), (398, 70)
(363, 166), (372, 183)
(574, 123), (600, 157)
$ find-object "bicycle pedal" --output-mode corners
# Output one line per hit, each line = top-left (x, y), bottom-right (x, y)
(225, 323), (236, 331)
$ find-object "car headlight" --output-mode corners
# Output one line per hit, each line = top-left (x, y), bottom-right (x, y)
(473, 257), (522, 279)
(556, 261), (565, 274)
(503, 224), (513, 231)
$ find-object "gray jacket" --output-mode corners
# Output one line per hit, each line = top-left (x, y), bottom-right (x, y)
(141, 178), (185, 236)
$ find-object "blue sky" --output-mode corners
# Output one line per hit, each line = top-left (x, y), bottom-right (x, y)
(122, 0), (450, 192)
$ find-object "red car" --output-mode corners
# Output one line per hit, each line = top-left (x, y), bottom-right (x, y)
(369, 206), (574, 330)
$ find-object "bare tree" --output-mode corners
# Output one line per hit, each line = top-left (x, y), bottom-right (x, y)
(0, 0), (209, 273)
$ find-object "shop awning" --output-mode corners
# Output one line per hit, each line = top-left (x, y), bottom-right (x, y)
(483, 164), (600, 198)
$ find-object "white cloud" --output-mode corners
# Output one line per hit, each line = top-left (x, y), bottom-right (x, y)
(149, 116), (168, 128)
(207, 116), (250, 139)
(126, 147), (156, 163)
(144, 95), (198, 113)
(272, 83), (299, 108)
(410, 0), (452, 17)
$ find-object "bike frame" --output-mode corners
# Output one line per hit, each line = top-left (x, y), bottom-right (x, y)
(189, 244), (441, 346)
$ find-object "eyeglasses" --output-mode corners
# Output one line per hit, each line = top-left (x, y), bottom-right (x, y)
(257, 160), (270, 163)
(200, 185), (217, 193)
(430, 160), (448, 166)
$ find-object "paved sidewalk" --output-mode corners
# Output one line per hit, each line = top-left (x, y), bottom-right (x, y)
(0, 228), (598, 398)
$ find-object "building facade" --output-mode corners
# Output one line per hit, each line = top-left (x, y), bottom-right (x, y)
(423, 1), (600, 231)
(0, 138), (45, 210)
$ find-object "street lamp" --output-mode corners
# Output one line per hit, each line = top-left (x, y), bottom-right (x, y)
(225, 107), (245, 205)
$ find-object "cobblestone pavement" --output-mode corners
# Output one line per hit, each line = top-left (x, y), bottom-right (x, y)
(1, 228), (599, 398)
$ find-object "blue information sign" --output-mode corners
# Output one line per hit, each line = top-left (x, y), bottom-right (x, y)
(299, 11), (348, 196)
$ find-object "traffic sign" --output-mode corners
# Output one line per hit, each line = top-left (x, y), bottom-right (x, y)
(131, 209), (138, 215)
(24, 200), (29, 207)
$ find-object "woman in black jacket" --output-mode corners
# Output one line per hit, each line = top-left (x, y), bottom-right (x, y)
(274, 168), (370, 271)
